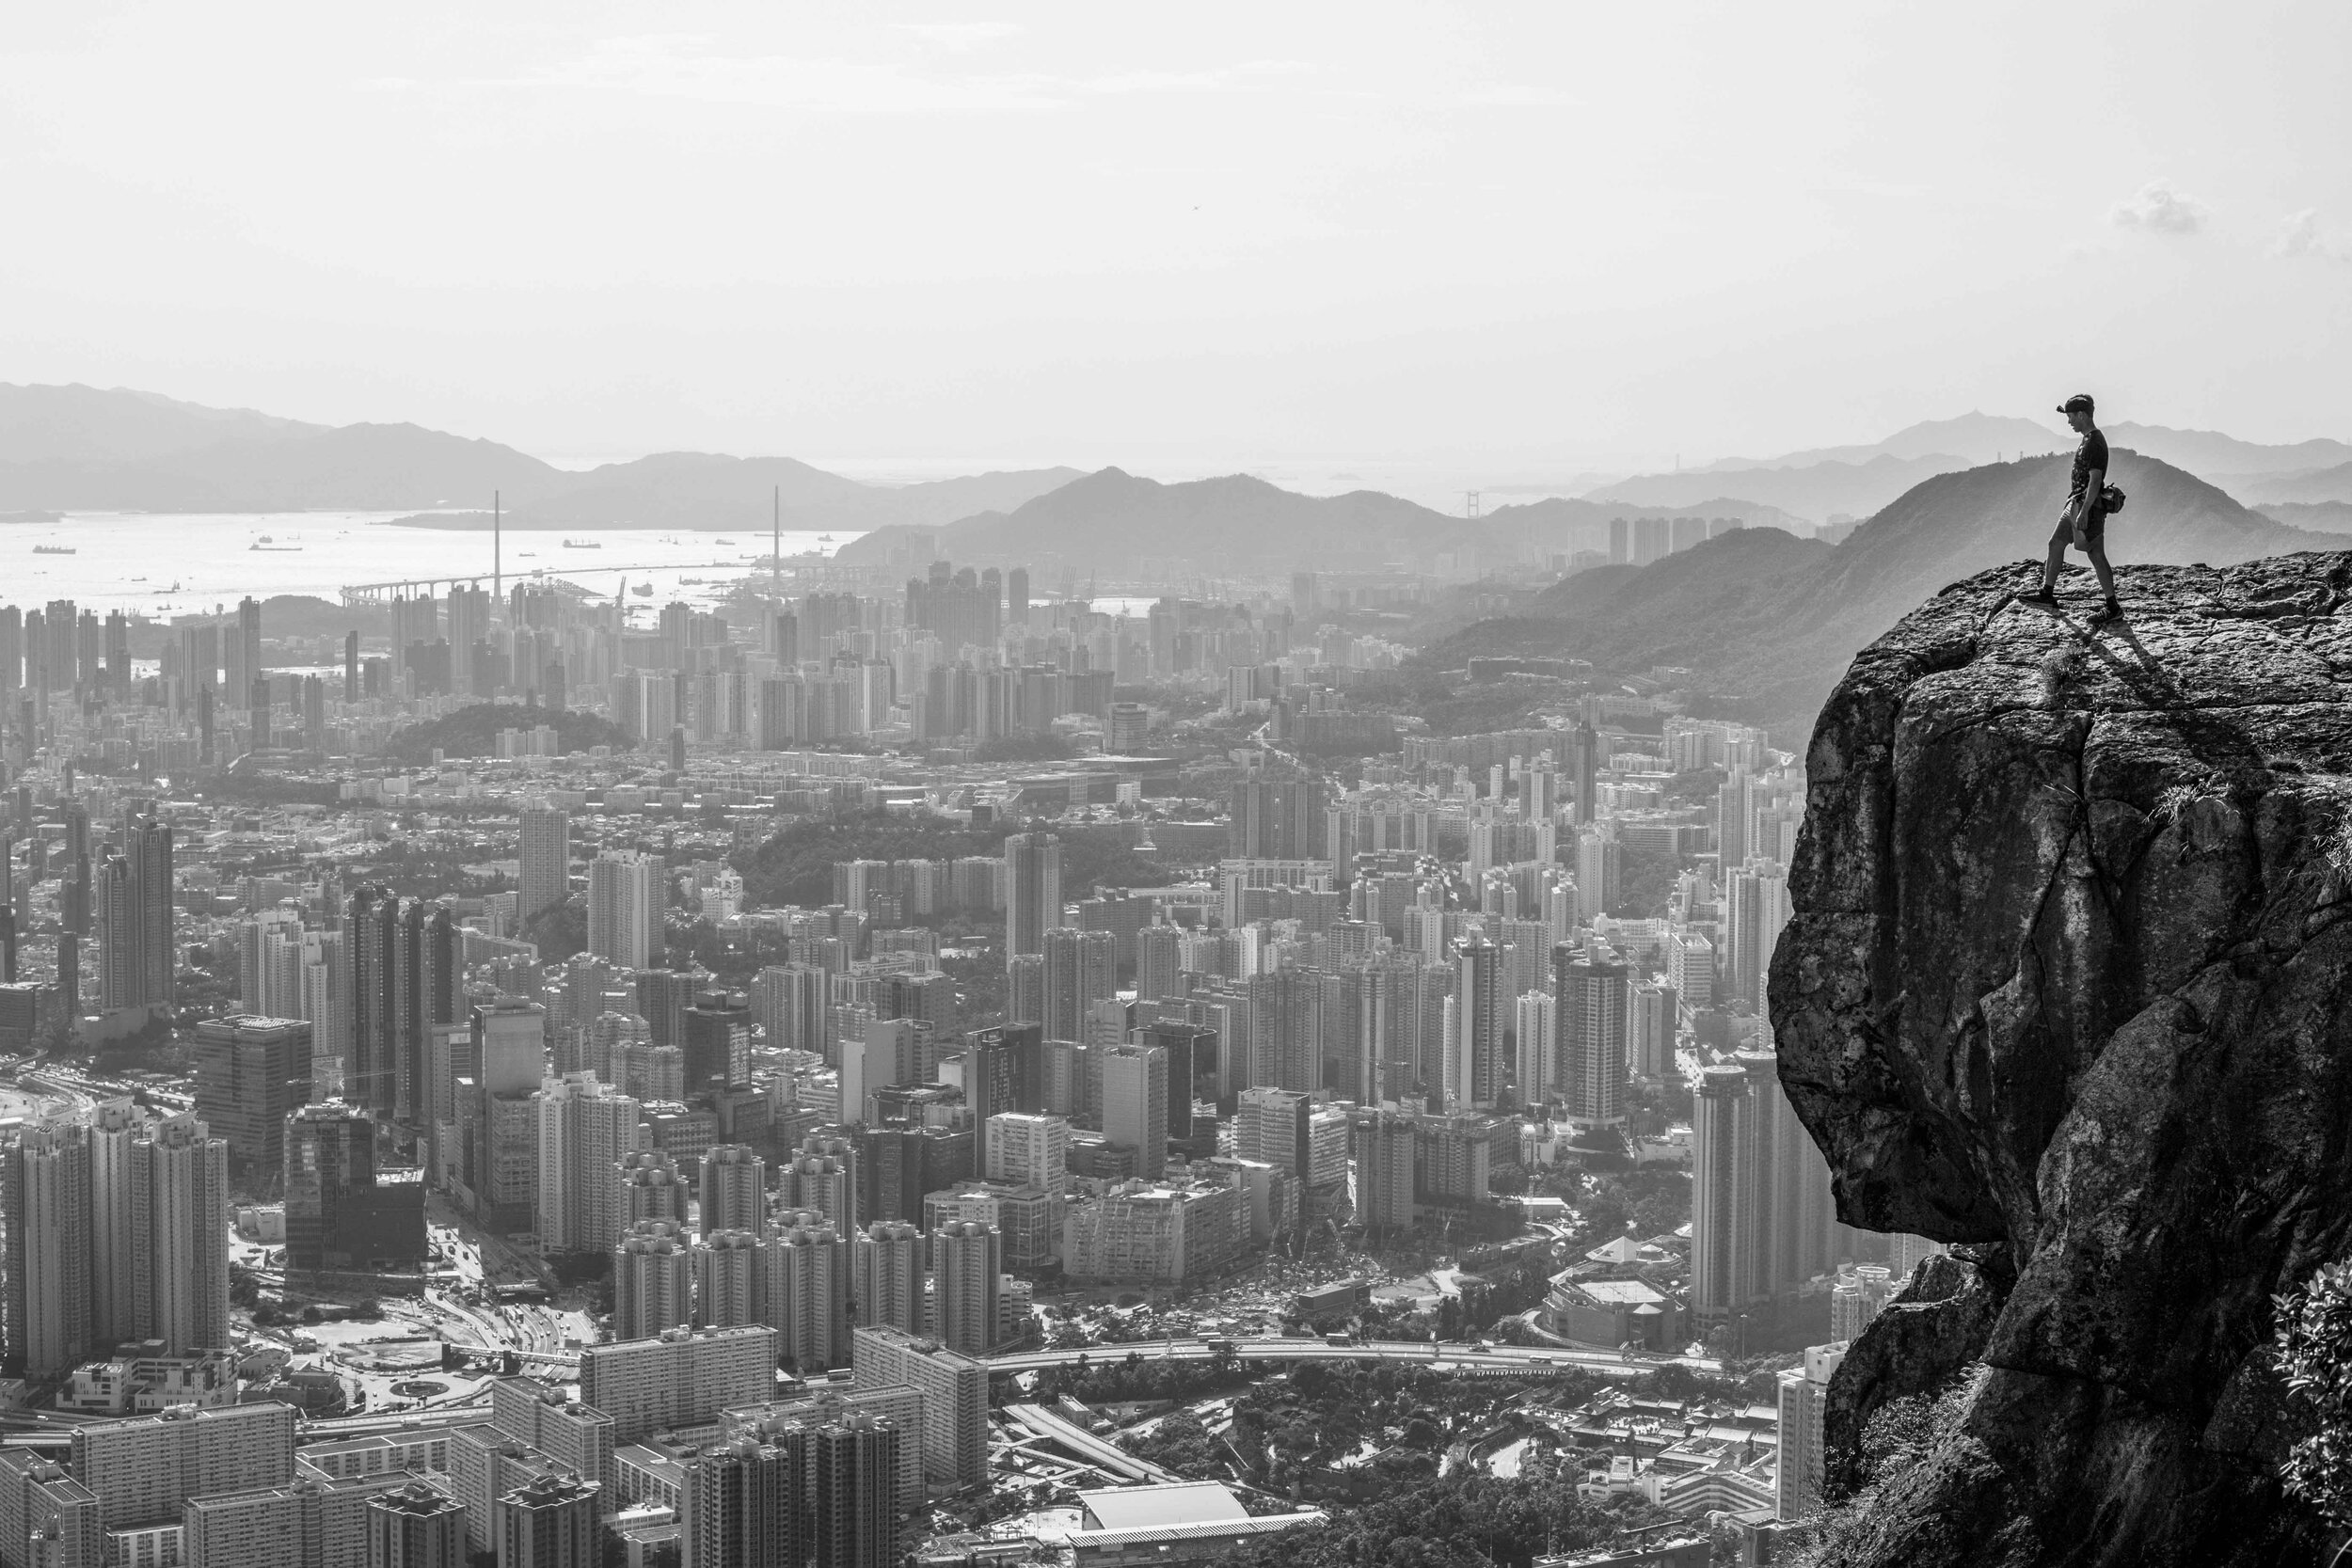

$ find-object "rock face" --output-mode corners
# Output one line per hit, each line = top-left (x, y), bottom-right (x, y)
(1772, 555), (2352, 1567)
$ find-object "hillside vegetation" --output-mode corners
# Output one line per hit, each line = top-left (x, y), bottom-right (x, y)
(385, 704), (628, 764)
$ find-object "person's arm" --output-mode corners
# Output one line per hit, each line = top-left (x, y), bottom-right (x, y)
(2073, 467), (2105, 525)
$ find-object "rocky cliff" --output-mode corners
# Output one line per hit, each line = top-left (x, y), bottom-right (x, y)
(1772, 555), (2352, 1566)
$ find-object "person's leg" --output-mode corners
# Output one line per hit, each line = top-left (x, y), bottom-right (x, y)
(2038, 518), (2069, 594)
(2087, 538), (2116, 600)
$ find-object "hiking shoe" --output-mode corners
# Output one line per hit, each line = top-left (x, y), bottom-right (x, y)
(2015, 589), (2058, 609)
(2090, 598), (2123, 625)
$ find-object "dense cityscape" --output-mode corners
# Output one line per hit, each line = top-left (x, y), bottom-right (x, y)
(0, 536), (1942, 1568)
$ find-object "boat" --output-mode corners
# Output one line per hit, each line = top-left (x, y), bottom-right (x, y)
(630, 583), (653, 596)
(32, 546), (74, 555)
(564, 539), (601, 549)
(714, 538), (735, 545)
(818, 534), (835, 542)
(250, 542), (302, 551)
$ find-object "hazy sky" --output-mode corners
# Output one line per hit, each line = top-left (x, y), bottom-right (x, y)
(6, 2), (2349, 472)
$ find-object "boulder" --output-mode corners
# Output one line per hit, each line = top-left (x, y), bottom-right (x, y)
(1772, 555), (2352, 1566)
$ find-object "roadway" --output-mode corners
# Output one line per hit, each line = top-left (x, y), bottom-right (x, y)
(981, 1336), (1719, 1378)
(1001, 1403), (1183, 1485)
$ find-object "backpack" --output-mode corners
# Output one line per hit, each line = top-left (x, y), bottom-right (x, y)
(2101, 483), (2126, 514)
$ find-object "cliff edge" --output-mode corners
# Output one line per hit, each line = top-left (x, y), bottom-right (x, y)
(1772, 555), (2352, 1566)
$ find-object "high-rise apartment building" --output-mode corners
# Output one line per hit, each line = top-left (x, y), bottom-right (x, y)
(1452, 931), (1505, 1111)
(1724, 858), (1791, 1009)
(3, 1121), (94, 1378)
(696, 1229), (767, 1329)
(982, 1113), (1068, 1192)
(1691, 1065), (1752, 1324)
(533, 1074), (646, 1255)
(698, 1144), (767, 1239)
(852, 1222), (925, 1335)
(130, 1112), (230, 1356)
(613, 1220), (695, 1343)
(70, 1401), (297, 1529)
(1349, 1111), (1417, 1233)
(766, 1212), (848, 1373)
(678, 1437), (789, 1568)
(753, 963), (829, 1059)
(850, 1327), (987, 1489)
(578, 1326), (781, 1447)
(1002, 833), (1061, 972)
(365, 1479), (465, 1566)
(930, 1220), (1002, 1356)
(587, 852), (663, 970)
(96, 817), (173, 1014)
(518, 805), (571, 922)
(495, 1471), (599, 1568)
(1040, 927), (1114, 1042)
(1553, 953), (1629, 1124)
(1775, 1341), (1849, 1521)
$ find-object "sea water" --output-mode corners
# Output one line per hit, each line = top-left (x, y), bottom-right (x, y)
(1, 512), (860, 619)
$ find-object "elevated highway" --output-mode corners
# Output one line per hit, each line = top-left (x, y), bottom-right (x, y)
(980, 1337), (1717, 1379)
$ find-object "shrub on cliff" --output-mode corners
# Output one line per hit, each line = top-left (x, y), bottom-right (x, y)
(2273, 1260), (2352, 1530)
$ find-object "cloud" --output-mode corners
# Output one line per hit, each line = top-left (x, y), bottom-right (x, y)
(2109, 179), (2205, 235)
(2272, 208), (2352, 263)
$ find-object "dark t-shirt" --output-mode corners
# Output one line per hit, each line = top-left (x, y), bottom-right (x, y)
(2070, 429), (2110, 500)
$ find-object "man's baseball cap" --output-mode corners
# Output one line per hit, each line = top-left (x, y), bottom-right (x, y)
(2058, 393), (2095, 414)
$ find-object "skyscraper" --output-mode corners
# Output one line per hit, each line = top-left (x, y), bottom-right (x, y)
(1691, 1064), (1751, 1323)
(1452, 931), (1505, 1111)
(96, 817), (173, 1014)
(1040, 927), (1114, 1042)
(1553, 952), (1629, 1124)
(519, 804), (571, 921)
(1002, 832), (1061, 972)
(345, 886), (401, 1117)
(588, 851), (663, 970)
(192, 1015), (312, 1170)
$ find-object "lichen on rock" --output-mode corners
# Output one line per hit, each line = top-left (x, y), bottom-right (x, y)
(1772, 554), (2352, 1567)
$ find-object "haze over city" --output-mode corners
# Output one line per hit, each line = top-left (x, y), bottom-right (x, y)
(2, 7), (2351, 1568)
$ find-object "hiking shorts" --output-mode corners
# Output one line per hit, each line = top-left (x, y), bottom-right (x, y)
(2052, 504), (2106, 551)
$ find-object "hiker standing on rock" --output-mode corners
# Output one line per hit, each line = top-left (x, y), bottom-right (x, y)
(2020, 392), (2122, 623)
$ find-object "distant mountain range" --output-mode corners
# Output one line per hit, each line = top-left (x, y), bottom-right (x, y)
(1430, 450), (2351, 739)
(0, 383), (1080, 531)
(834, 472), (1811, 575)
(1583, 411), (2352, 524)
